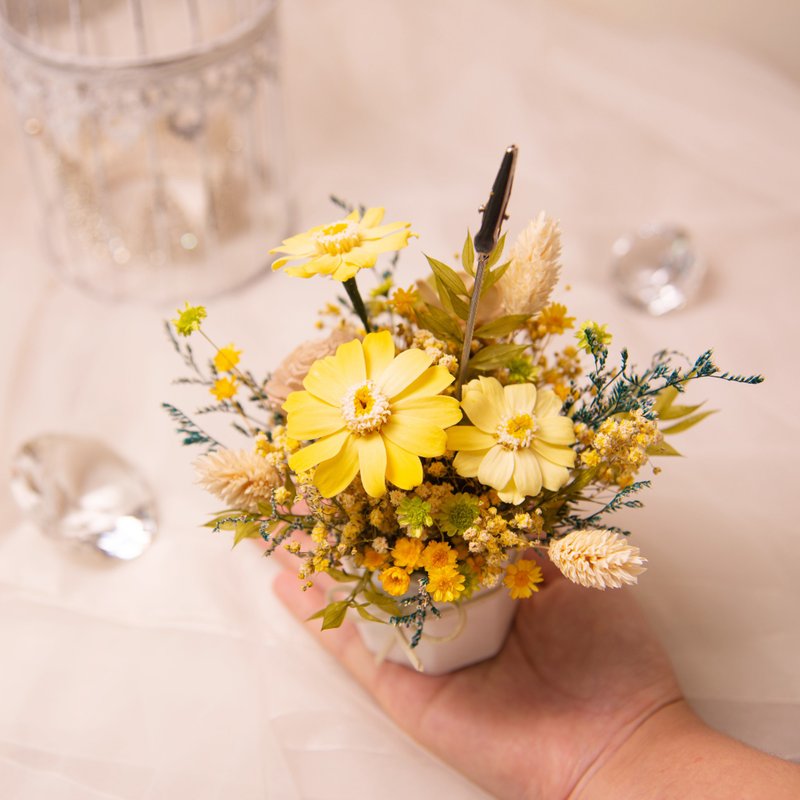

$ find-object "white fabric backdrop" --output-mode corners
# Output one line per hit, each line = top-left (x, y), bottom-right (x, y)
(1, 1), (799, 797)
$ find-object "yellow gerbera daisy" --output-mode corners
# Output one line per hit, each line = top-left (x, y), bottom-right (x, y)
(503, 559), (544, 599)
(427, 566), (466, 603)
(447, 376), (576, 504)
(270, 207), (415, 283)
(284, 331), (462, 498)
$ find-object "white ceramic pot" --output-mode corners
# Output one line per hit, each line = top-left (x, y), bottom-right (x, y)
(355, 583), (518, 676)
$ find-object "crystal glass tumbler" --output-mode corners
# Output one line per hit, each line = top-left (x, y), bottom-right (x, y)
(0, 0), (287, 302)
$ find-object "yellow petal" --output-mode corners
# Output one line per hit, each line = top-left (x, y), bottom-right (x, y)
(360, 207), (385, 228)
(314, 436), (359, 497)
(357, 433), (387, 497)
(535, 389), (563, 418)
(332, 254), (378, 282)
(477, 444), (515, 490)
(390, 365), (454, 403)
(362, 330), (395, 381)
(446, 425), (496, 451)
(361, 221), (408, 239)
(285, 393), (345, 440)
(269, 233), (316, 255)
(504, 383), (537, 415)
(378, 348), (432, 398)
(537, 454), (571, 491)
(289, 430), (349, 473)
(303, 355), (349, 405)
(497, 475), (525, 505)
(391, 395), (462, 428)
(344, 209), (360, 222)
(285, 254), (341, 277)
(537, 416), (576, 445)
(334, 338), (367, 386)
(382, 416), (447, 458)
(384, 439), (423, 489)
(461, 391), (503, 434)
(453, 449), (488, 478)
(513, 449), (543, 497)
(531, 439), (576, 468)
(366, 229), (413, 254)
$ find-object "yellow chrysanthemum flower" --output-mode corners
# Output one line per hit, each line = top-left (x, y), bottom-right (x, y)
(391, 537), (424, 572)
(447, 376), (576, 505)
(503, 559), (544, 599)
(420, 541), (458, 573)
(214, 344), (241, 372)
(284, 331), (461, 498)
(359, 546), (388, 571)
(270, 208), (415, 283)
(210, 376), (238, 402)
(427, 566), (466, 603)
(379, 566), (411, 596)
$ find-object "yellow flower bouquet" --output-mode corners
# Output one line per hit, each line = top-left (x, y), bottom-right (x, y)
(165, 147), (762, 674)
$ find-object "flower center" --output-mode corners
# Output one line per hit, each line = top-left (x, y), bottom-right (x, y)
(496, 413), (537, 450)
(313, 221), (363, 255)
(340, 381), (391, 435)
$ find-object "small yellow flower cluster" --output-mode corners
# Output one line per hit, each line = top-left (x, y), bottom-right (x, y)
(539, 346), (582, 401)
(580, 410), (663, 487)
(389, 285), (419, 318)
(410, 330), (459, 375)
(462, 506), (529, 587)
(529, 302), (575, 339)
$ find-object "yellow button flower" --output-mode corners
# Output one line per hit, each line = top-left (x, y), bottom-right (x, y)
(447, 376), (576, 505)
(270, 207), (415, 283)
(284, 331), (462, 498)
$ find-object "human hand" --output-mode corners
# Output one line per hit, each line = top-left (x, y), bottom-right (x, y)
(273, 555), (682, 799)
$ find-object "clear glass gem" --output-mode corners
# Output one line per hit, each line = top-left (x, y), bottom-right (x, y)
(10, 433), (157, 560)
(611, 225), (705, 316)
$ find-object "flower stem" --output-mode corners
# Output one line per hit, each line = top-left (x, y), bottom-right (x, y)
(344, 277), (372, 333)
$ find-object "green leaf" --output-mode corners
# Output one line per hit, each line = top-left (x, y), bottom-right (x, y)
(474, 314), (530, 339)
(233, 519), (261, 546)
(481, 260), (511, 296)
(416, 305), (464, 344)
(203, 510), (241, 528)
(363, 588), (402, 617)
(661, 410), (717, 435)
(307, 600), (350, 630)
(325, 568), (360, 583)
(652, 386), (679, 416)
(355, 604), (387, 624)
(434, 276), (470, 321)
(485, 233), (506, 269)
(425, 255), (469, 297)
(462, 231), (475, 277)
(468, 343), (528, 371)
(647, 440), (682, 457)
(657, 402), (704, 421)
(448, 291), (471, 321)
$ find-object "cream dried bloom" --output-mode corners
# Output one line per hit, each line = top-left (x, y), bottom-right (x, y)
(194, 449), (281, 513)
(548, 529), (647, 590)
(499, 212), (561, 316)
(265, 325), (357, 405)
